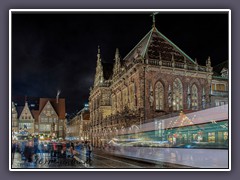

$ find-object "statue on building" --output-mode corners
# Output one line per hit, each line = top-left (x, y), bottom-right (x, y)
(149, 83), (154, 107)
(187, 85), (191, 109)
(168, 85), (172, 107)
(202, 88), (206, 109)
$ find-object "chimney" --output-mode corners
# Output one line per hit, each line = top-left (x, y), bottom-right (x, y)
(56, 90), (61, 104)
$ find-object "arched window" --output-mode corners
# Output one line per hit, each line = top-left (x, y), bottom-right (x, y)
(173, 78), (183, 111)
(191, 84), (198, 110)
(155, 81), (164, 110)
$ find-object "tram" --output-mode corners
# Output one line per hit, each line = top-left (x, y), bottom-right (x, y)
(107, 104), (229, 168)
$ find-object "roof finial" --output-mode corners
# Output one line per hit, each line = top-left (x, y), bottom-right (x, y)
(195, 58), (198, 64)
(151, 12), (159, 29)
(152, 13), (155, 28)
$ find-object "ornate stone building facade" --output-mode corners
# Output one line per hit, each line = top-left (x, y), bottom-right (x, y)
(89, 24), (213, 147)
(66, 105), (90, 141)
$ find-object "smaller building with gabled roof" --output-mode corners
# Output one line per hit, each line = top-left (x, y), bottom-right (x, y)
(18, 101), (35, 134)
(211, 60), (228, 106)
(11, 97), (67, 139)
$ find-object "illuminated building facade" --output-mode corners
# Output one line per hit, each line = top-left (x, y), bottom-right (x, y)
(11, 102), (18, 136)
(210, 61), (228, 106)
(36, 98), (66, 139)
(89, 23), (215, 147)
(18, 101), (35, 134)
(12, 97), (67, 139)
(66, 105), (90, 141)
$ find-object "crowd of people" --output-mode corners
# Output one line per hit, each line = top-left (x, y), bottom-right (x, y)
(11, 140), (93, 165)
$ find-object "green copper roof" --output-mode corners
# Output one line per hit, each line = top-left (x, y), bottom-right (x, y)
(123, 29), (152, 60)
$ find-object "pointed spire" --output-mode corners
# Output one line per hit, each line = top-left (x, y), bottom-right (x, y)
(113, 48), (121, 78)
(207, 56), (211, 66)
(115, 48), (120, 60)
(94, 46), (104, 87)
(195, 58), (198, 64)
(97, 45), (101, 60)
(206, 56), (212, 72)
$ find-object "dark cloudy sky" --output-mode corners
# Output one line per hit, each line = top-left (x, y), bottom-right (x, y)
(11, 11), (228, 115)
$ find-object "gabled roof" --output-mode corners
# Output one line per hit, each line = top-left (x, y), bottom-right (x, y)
(124, 27), (196, 65)
(39, 98), (66, 119)
(31, 110), (39, 123)
(213, 60), (228, 77)
(19, 103), (34, 119)
(16, 106), (24, 118)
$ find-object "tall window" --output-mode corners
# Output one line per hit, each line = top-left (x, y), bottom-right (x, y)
(173, 78), (183, 111)
(117, 92), (121, 112)
(112, 94), (116, 112)
(155, 81), (164, 110)
(191, 84), (198, 110)
(122, 88), (128, 107)
(129, 84), (134, 110)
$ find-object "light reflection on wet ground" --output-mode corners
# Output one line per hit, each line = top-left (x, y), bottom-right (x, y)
(12, 149), (192, 169)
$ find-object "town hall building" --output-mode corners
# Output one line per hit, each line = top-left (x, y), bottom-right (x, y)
(88, 19), (218, 148)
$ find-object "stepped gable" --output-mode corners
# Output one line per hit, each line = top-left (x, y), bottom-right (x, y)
(124, 27), (196, 65)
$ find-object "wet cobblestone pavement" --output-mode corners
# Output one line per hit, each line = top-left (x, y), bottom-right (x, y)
(12, 149), (192, 169)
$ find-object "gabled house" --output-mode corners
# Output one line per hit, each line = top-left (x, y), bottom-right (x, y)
(37, 98), (66, 139)
(18, 102), (35, 134)
(211, 61), (228, 106)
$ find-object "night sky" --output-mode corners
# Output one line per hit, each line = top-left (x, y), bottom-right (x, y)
(11, 12), (228, 115)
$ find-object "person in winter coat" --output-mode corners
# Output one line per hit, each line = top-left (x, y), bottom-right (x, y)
(53, 141), (58, 157)
(24, 141), (34, 163)
(38, 142), (44, 159)
(85, 142), (93, 163)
